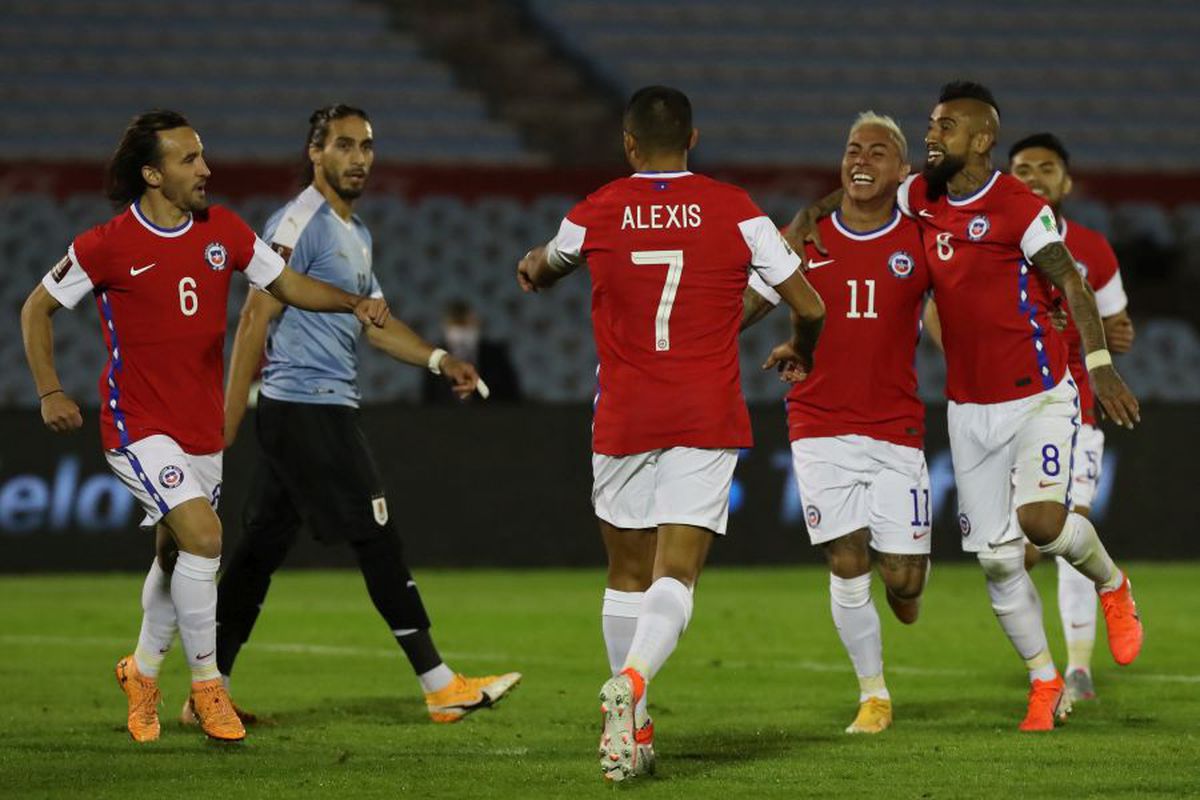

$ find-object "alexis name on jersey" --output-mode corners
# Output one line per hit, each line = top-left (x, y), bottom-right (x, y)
(620, 203), (702, 230)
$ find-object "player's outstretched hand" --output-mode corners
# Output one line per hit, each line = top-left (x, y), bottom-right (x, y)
(1049, 304), (1069, 332)
(783, 207), (827, 263)
(1092, 365), (1140, 429)
(41, 391), (82, 433)
(354, 297), (390, 328)
(441, 355), (482, 400)
(1105, 316), (1135, 353)
(762, 341), (811, 383)
(517, 250), (539, 293)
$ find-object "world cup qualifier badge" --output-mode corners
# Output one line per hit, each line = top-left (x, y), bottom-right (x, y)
(805, 504), (822, 528)
(158, 465), (185, 489)
(887, 250), (915, 278)
(966, 215), (990, 241)
(204, 242), (228, 271)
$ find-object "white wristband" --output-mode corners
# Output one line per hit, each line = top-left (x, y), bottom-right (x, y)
(1085, 349), (1113, 371)
(427, 348), (448, 375)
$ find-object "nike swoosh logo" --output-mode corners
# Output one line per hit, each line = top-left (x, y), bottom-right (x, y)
(130, 263), (157, 276)
(806, 259), (835, 270)
(196, 650), (215, 660)
(912, 530), (930, 540)
(1038, 480), (1061, 488)
(918, 210), (935, 218)
(1070, 622), (1090, 629)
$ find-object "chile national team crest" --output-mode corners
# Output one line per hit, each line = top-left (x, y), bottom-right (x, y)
(805, 504), (822, 529)
(966, 215), (990, 241)
(158, 465), (185, 489)
(204, 242), (228, 271)
(887, 250), (915, 278)
(958, 513), (972, 537)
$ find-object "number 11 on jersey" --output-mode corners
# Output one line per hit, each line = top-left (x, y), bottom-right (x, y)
(631, 250), (684, 351)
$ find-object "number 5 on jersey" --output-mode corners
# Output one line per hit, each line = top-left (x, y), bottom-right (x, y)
(631, 250), (683, 351)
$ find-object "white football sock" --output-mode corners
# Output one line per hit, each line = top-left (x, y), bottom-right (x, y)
(133, 558), (176, 678)
(622, 577), (693, 683)
(602, 589), (643, 676)
(1057, 556), (1097, 672)
(829, 573), (888, 701)
(418, 663), (455, 694)
(978, 546), (1055, 683)
(171, 552), (221, 683)
(1037, 512), (1122, 592)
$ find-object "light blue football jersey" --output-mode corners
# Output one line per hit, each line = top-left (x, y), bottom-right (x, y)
(258, 186), (382, 408)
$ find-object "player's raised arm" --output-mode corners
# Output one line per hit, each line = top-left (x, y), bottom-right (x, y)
(264, 264), (389, 327)
(1029, 241), (1139, 428)
(223, 288), (284, 447)
(20, 282), (84, 433)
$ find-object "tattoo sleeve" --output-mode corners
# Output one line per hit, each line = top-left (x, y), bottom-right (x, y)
(790, 310), (824, 369)
(1030, 242), (1107, 355)
(740, 287), (774, 331)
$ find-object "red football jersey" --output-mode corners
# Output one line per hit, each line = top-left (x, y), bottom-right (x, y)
(750, 210), (929, 447)
(1057, 217), (1127, 425)
(548, 171), (801, 455)
(898, 171), (1067, 404)
(43, 203), (284, 454)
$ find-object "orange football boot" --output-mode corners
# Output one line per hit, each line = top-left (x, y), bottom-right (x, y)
(1018, 674), (1070, 732)
(425, 672), (522, 723)
(188, 678), (246, 741)
(115, 655), (161, 743)
(1099, 575), (1143, 666)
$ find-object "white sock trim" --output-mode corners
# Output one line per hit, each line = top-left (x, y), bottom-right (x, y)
(830, 572), (872, 608)
(174, 551), (220, 581)
(602, 588), (644, 618)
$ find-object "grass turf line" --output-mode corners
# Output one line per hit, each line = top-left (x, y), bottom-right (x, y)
(1, 564), (1197, 798)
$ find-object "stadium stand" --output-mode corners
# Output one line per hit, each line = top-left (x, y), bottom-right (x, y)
(0, 0), (531, 162)
(5, 192), (1199, 407)
(527, 0), (1200, 169)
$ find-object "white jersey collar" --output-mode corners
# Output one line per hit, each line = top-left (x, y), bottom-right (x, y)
(832, 208), (902, 241)
(131, 201), (193, 238)
(632, 171), (693, 179)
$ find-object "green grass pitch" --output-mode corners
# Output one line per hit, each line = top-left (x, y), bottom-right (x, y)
(1, 564), (1197, 798)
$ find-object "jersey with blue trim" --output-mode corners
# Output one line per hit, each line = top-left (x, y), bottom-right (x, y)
(43, 203), (284, 454)
(897, 171), (1066, 404)
(258, 186), (382, 408)
(749, 210), (929, 447)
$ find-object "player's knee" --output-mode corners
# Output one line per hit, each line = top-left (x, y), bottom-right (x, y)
(883, 564), (925, 602)
(977, 542), (1024, 584)
(1016, 501), (1068, 545)
(1023, 541), (1042, 572)
(822, 530), (871, 578)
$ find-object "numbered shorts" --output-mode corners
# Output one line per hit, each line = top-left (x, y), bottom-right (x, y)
(948, 376), (1079, 553)
(592, 447), (739, 534)
(105, 434), (222, 528)
(791, 435), (931, 555)
(1070, 423), (1105, 510)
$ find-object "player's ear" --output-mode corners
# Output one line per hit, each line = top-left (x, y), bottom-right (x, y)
(622, 130), (638, 164)
(898, 161), (911, 181)
(141, 164), (161, 190)
(1062, 173), (1073, 198)
(308, 142), (322, 168)
(971, 130), (995, 156)
(687, 128), (699, 152)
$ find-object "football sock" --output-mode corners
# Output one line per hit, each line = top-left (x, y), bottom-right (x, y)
(623, 577), (693, 682)
(978, 548), (1054, 682)
(602, 589), (643, 676)
(829, 573), (887, 700)
(417, 662), (455, 694)
(349, 533), (436, 674)
(1036, 512), (1123, 592)
(1057, 556), (1097, 672)
(172, 551), (222, 683)
(133, 558), (176, 678)
(214, 534), (287, 677)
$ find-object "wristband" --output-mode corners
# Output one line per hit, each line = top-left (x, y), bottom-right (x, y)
(427, 348), (448, 375)
(39, 388), (63, 400)
(1085, 349), (1113, 371)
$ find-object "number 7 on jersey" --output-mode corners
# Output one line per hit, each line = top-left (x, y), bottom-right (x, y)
(631, 249), (684, 351)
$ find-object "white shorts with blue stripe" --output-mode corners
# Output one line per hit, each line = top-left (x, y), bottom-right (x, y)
(105, 434), (223, 528)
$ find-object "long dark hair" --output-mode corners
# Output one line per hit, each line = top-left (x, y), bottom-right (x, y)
(301, 104), (370, 185)
(105, 110), (191, 207)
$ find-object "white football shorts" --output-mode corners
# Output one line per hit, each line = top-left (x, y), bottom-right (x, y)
(791, 435), (931, 555)
(948, 376), (1080, 553)
(1070, 423), (1105, 511)
(592, 447), (739, 535)
(105, 434), (223, 528)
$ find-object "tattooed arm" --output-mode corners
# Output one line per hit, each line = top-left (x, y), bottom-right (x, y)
(740, 285), (775, 331)
(782, 188), (844, 255)
(1030, 242), (1140, 428)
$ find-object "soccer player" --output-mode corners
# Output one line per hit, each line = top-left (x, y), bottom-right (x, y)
(786, 82), (1143, 731)
(207, 105), (521, 725)
(1009, 132), (1135, 702)
(742, 112), (930, 734)
(19, 110), (391, 743)
(517, 86), (825, 780)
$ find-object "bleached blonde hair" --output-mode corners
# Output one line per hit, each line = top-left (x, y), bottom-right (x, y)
(849, 111), (909, 163)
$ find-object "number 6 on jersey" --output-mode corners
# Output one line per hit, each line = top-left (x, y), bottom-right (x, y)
(631, 249), (684, 351)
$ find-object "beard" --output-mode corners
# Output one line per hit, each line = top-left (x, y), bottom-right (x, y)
(325, 164), (366, 201)
(922, 154), (966, 202)
(164, 181), (209, 213)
